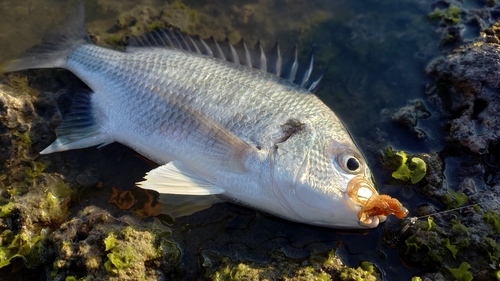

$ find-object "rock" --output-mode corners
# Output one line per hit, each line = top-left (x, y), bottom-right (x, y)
(391, 100), (431, 140)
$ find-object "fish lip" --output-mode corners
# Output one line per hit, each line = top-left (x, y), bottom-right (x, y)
(347, 175), (378, 206)
(348, 175), (409, 226)
(358, 215), (381, 228)
(346, 175), (380, 225)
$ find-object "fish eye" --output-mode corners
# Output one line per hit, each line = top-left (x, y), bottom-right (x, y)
(338, 151), (362, 174)
(346, 157), (360, 171)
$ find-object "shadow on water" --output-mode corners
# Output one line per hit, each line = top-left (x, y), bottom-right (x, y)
(0, 0), (446, 280)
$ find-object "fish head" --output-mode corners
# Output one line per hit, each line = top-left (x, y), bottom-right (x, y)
(271, 117), (407, 229)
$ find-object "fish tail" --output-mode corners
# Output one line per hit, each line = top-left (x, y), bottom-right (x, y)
(1, 2), (91, 72)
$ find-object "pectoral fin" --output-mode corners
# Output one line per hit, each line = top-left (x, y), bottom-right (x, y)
(171, 103), (260, 175)
(137, 162), (225, 195)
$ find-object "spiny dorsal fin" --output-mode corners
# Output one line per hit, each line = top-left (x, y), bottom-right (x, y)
(234, 39), (252, 68)
(269, 42), (282, 76)
(127, 29), (326, 92)
(254, 40), (266, 72)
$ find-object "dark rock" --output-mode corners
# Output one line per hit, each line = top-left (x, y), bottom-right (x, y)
(391, 100), (431, 140)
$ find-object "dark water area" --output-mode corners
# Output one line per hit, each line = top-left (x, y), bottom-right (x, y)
(0, 0), (463, 280)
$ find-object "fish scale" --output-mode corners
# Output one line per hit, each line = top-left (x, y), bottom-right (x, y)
(2, 3), (408, 228)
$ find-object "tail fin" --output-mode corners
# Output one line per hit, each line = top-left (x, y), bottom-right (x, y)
(1, 2), (91, 72)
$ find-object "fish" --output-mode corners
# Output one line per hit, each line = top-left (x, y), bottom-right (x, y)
(2, 4), (408, 229)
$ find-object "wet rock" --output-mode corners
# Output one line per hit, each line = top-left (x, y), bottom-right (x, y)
(0, 83), (71, 271)
(419, 152), (446, 197)
(428, 1), (500, 45)
(391, 100), (431, 140)
(427, 23), (500, 155)
(203, 249), (381, 281)
(0, 82), (180, 280)
(413, 5), (500, 279)
(50, 206), (179, 281)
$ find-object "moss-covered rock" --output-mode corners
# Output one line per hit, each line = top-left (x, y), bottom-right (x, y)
(50, 206), (179, 280)
(0, 81), (181, 279)
(203, 249), (380, 281)
(0, 83), (72, 269)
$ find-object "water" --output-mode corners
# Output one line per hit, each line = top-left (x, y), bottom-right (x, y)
(0, 0), (444, 279)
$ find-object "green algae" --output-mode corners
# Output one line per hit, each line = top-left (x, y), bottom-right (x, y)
(162, 0), (199, 35)
(110, 223), (177, 277)
(444, 238), (458, 259)
(104, 227), (147, 274)
(104, 34), (125, 48)
(147, 20), (164, 31)
(0, 167), (71, 270)
(484, 211), (500, 233)
(0, 227), (47, 268)
(6, 76), (39, 97)
(104, 246), (135, 274)
(24, 161), (47, 182)
(49, 181), (72, 198)
(405, 234), (422, 254)
(0, 178), (71, 268)
(339, 261), (377, 281)
(383, 147), (427, 184)
(443, 189), (468, 209)
(402, 207), (500, 280)
(12, 131), (31, 147)
(426, 216), (435, 231)
(485, 237), (500, 264)
(104, 233), (118, 251)
(0, 202), (15, 218)
(0, 85), (74, 271)
(448, 262), (473, 281)
(171, 0), (198, 21)
(205, 249), (380, 281)
(428, 5), (461, 24)
(49, 206), (180, 280)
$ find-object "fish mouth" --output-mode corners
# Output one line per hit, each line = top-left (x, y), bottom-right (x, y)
(347, 175), (408, 226)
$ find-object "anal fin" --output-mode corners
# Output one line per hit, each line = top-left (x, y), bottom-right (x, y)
(137, 161), (225, 195)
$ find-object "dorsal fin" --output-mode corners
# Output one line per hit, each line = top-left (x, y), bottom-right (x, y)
(234, 39), (252, 68)
(127, 29), (326, 92)
(269, 42), (282, 76)
(299, 45), (315, 87)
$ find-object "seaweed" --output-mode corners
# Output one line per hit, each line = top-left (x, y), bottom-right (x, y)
(448, 262), (473, 281)
(444, 238), (458, 259)
(339, 261), (377, 281)
(443, 189), (468, 209)
(383, 147), (427, 184)
(484, 211), (500, 233)
(6, 76), (39, 97)
(428, 5), (461, 24)
(205, 249), (380, 281)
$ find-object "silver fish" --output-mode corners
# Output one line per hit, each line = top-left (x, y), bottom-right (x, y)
(2, 4), (407, 228)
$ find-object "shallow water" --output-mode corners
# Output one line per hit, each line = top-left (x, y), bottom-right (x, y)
(0, 0), (446, 279)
